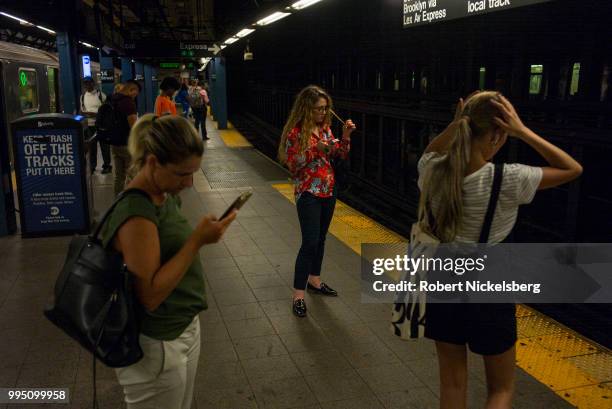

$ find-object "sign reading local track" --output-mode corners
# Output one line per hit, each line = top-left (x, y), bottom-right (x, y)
(403, 0), (553, 28)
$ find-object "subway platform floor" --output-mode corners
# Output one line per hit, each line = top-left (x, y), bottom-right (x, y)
(0, 118), (585, 409)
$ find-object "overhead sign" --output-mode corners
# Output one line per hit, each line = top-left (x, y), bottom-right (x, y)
(122, 41), (221, 58)
(81, 55), (91, 78)
(402, 0), (553, 28)
(159, 62), (194, 69)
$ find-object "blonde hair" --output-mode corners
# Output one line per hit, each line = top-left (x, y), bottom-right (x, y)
(278, 85), (332, 164)
(128, 114), (203, 173)
(419, 91), (503, 242)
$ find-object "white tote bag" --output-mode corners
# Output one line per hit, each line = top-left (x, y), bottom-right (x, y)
(390, 220), (440, 340)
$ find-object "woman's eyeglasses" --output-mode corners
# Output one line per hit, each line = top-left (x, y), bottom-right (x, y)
(313, 106), (330, 113)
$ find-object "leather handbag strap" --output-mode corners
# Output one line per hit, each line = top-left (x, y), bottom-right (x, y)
(479, 163), (504, 244)
(91, 188), (151, 240)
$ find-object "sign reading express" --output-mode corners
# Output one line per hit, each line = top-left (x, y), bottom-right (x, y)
(15, 129), (85, 234)
(402, 0), (552, 28)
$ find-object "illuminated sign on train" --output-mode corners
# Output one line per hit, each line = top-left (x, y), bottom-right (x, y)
(402, 0), (553, 28)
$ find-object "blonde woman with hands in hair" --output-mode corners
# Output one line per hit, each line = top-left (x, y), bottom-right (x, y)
(100, 114), (237, 409)
(418, 91), (581, 409)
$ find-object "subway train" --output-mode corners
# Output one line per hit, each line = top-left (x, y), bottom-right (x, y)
(0, 40), (121, 146)
(0, 40), (119, 235)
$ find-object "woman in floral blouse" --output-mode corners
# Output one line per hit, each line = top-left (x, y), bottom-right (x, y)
(278, 85), (356, 317)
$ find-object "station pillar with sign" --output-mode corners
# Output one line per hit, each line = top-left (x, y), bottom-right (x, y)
(134, 62), (146, 115)
(99, 50), (115, 97)
(10, 114), (94, 237)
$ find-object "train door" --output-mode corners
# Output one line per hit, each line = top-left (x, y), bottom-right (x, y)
(0, 62), (17, 234)
(47, 66), (60, 113)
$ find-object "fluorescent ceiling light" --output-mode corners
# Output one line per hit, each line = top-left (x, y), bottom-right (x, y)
(291, 0), (324, 10)
(223, 37), (239, 44)
(220, 45), (227, 50)
(256, 11), (291, 26)
(36, 25), (55, 34)
(0, 11), (30, 24)
(235, 28), (255, 38)
(79, 41), (95, 48)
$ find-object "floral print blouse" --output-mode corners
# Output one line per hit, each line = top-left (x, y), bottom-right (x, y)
(284, 125), (350, 200)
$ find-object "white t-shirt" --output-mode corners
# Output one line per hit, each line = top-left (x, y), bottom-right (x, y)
(417, 152), (543, 244)
(81, 90), (106, 126)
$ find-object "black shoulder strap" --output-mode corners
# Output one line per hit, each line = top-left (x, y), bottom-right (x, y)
(479, 163), (504, 243)
(91, 188), (151, 240)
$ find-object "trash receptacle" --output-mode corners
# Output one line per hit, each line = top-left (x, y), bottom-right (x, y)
(11, 113), (93, 237)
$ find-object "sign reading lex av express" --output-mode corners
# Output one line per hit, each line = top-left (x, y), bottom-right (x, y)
(403, 0), (553, 28)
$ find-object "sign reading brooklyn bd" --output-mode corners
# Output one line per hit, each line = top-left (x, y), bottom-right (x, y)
(402, 0), (553, 28)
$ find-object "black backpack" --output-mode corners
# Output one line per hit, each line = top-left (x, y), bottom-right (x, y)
(95, 97), (127, 146)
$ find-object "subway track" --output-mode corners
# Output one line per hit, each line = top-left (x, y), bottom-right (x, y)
(229, 113), (612, 350)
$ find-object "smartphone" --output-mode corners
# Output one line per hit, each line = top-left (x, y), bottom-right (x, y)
(220, 191), (253, 220)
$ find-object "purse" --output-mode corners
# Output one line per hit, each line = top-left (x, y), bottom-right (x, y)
(44, 188), (151, 368)
(390, 163), (504, 340)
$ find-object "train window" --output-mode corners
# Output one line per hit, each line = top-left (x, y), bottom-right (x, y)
(479, 67), (486, 90)
(47, 67), (58, 113)
(569, 63), (581, 96)
(394, 73), (400, 91)
(411, 71), (416, 89)
(18, 68), (39, 113)
(376, 71), (382, 90)
(529, 64), (544, 95)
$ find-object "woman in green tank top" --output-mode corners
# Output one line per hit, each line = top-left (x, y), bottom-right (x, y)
(101, 114), (237, 409)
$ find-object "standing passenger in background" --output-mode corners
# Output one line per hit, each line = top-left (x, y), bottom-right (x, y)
(418, 91), (582, 409)
(155, 77), (180, 117)
(278, 85), (356, 317)
(110, 81), (140, 196)
(188, 79), (209, 140)
(175, 83), (190, 118)
(80, 76), (111, 175)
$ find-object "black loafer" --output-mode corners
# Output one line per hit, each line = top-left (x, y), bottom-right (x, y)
(293, 298), (307, 317)
(307, 282), (338, 297)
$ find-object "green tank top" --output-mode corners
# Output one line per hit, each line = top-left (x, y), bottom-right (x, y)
(100, 192), (207, 340)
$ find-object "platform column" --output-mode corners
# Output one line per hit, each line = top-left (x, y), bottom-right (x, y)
(121, 58), (134, 82)
(210, 57), (228, 130)
(57, 31), (80, 114)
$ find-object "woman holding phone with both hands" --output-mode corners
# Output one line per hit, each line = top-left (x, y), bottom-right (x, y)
(278, 85), (357, 317)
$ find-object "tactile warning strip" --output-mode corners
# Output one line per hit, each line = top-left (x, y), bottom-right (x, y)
(272, 183), (612, 409)
(218, 121), (253, 148)
(515, 305), (611, 408)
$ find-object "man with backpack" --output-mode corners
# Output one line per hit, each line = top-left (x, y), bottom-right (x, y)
(80, 77), (111, 174)
(188, 79), (209, 140)
(96, 81), (140, 196)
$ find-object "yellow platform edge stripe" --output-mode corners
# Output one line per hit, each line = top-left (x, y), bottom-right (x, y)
(271, 182), (611, 409)
(216, 120), (253, 148)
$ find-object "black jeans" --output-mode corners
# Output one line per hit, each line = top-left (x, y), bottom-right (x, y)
(293, 191), (337, 290)
(88, 126), (111, 172)
(192, 108), (207, 138)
